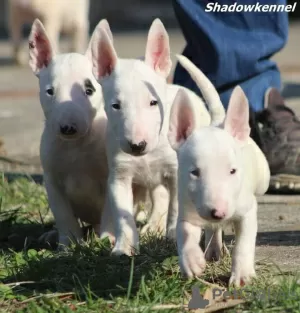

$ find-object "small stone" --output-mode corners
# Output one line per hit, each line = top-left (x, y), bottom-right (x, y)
(275, 182), (281, 189)
(289, 182), (295, 189)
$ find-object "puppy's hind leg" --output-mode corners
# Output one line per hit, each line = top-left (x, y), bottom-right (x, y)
(166, 176), (179, 240)
(140, 184), (169, 237)
(204, 228), (223, 261)
(133, 185), (149, 224)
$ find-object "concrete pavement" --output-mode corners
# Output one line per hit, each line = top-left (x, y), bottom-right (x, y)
(1, 22), (300, 272)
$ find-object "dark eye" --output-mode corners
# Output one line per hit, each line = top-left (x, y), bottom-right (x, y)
(190, 168), (200, 178)
(150, 100), (158, 106)
(230, 169), (237, 175)
(85, 88), (94, 96)
(112, 102), (121, 110)
(46, 87), (54, 96)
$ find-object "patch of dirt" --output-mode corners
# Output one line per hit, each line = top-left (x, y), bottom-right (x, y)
(255, 245), (300, 272)
(0, 155), (43, 175)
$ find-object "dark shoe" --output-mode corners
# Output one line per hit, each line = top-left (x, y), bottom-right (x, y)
(250, 87), (300, 193)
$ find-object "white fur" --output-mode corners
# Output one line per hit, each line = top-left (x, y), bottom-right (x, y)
(89, 19), (226, 256)
(168, 55), (270, 287)
(29, 18), (107, 247)
(30, 19), (153, 248)
(7, 0), (90, 65)
(28, 19), (150, 248)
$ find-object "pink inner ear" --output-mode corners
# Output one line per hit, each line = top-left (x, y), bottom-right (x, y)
(151, 34), (164, 68)
(33, 33), (51, 68)
(102, 50), (114, 77)
(176, 105), (194, 142)
(176, 120), (190, 142)
(148, 33), (169, 72)
(225, 86), (250, 142)
(226, 115), (250, 141)
(94, 33), (116, 78)
(229, 117), (240, 137)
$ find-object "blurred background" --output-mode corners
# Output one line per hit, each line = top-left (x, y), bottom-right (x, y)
(0, 0), (179, 36)
(0, 0), (300, 176)
(0, 0), (299, 34)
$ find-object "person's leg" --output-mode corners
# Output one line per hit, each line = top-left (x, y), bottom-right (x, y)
(172, 0), (288, 112)
(173, 0), (300, 193)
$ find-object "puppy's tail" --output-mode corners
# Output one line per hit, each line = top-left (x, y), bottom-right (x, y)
(176, 54), (225, 126)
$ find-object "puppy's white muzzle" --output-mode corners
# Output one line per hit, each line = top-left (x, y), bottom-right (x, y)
(51, 102), (90, 140)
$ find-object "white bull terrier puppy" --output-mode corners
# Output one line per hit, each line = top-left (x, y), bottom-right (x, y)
(8, 0), (90, 65)
(89, 19), (225, 256)
(29, 18), (149, 248)
(28, 18), (118, 248)
(168, 55), (270, 287)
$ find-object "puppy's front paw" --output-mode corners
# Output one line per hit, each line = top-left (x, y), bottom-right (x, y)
(166, 228), (176, 241)
(112, 240), (139, 256)
(180, 245), (206, 278)
(165, 214), (178, 241)
(166, 222), (177, 241)
(99, 231), (115, 246)
(229, 262), (256, 287)
(141, 221), (166, 237)
(205, 242), (229, 261)
(57, 233), (83, 251)
(135, 210), (147, 224)
(205, 243), (222, 262)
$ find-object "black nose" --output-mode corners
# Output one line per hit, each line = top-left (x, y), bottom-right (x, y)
(60, 125), (77, 136)
(211, 209), (223, 220)
(128, 140), (147, 154)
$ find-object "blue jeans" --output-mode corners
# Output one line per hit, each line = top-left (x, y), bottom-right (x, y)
(172, 0), (289, 111)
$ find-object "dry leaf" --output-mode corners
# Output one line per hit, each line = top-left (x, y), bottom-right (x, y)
(200, 299), (245, 312)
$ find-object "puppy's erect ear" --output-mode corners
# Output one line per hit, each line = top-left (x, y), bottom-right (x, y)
(28, 19), (54, 76)
(168, 89), (197, 151)
(86, 19), (113, 61)
(90, 25), (117, 82)
(98, 19), (113, 43)
(145, 18), (172, 78)
(224, 86), (250, 143)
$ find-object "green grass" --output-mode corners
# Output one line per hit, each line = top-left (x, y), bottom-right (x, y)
(1, 174), (300, 312)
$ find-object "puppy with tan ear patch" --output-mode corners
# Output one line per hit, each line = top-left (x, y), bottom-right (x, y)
(168, 55), (270, 287)
(28, 18), (110, 248)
